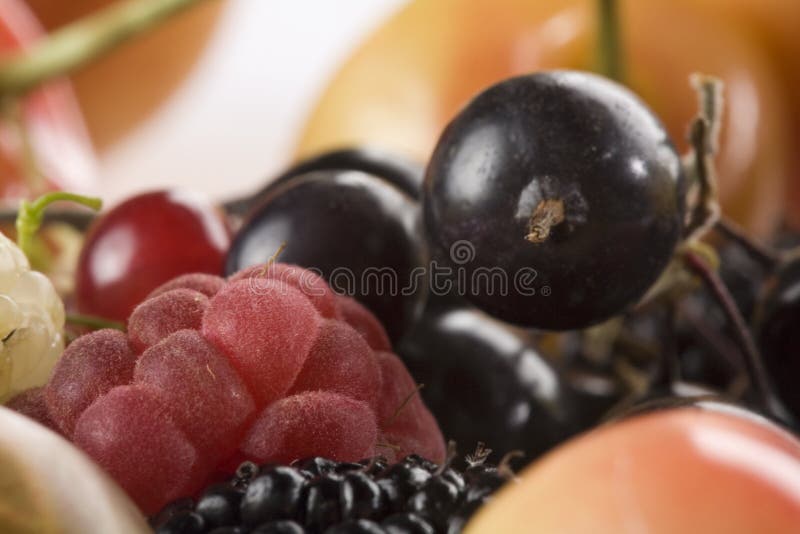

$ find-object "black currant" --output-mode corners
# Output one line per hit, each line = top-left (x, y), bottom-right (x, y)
(225, 170), (427, 342)
(225, 147), (423, 216)
(423, 70), (685, 329)
(398, 300), (578, 460)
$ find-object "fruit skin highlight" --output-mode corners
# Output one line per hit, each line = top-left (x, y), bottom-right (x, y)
(423, 70), (685, 330)
(465, 407), (800, 534)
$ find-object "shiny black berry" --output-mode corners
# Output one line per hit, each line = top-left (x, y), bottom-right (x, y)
(251, 520), (306, 534)
(153, 455), (506, 534)
(423, 70), (685, 329)
(294, 457), (342, 478)
(241, 467), (307, 526)
(379, 463), (432, 502)
(398, 301), (578, 460)
(406, 476), (461, 530)
(226, 170), (427, 342)
(208, 527), (247, 534)
(196, 484), (243, 528)
(381, 513), (435, 534)
(226, 147), (424, 216)
(302, 476), (344, 532)
(324, 519), (386, 534)
(340, 472), (385, 521)
(155, 510), (205, 534)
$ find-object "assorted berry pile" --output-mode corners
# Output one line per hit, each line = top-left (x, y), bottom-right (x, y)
(14, 264), (444, 514)
(3, 0), (800, 532)
(152, 449), (511, 534)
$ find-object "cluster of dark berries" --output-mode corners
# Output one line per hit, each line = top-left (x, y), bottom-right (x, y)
(152, 449), (512, 534)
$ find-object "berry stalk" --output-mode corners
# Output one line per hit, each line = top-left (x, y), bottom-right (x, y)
(714, 217), (780, 269)
(597, 0), (624, 82)
(682, 249), (794, 426)
(16, 191), (101, 259)
(0, 0), (210, 97)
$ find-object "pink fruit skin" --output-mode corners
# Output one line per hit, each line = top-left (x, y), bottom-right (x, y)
(240, 391), (378, 464)
(45, 329), (137, 437)
(202, 279), (321, 407)
(147, 273), (226, 300)
(133, 329), (256, 462)
(336, 295), (392, 351)
(6, 386), (60, 433)
(230, 263), (341, 319)
(288, 319), (381, 410)
(73, 385), (203, 514)
(128, 288), (209, 352)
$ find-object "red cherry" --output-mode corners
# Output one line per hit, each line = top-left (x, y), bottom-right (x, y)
(75, 190), (230, 321)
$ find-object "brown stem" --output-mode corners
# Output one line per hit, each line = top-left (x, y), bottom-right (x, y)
(526, 199), (564, 243)
(683, 75), (723, 241)
(714, 217), (780, 269)
(682, 249), (793, 424)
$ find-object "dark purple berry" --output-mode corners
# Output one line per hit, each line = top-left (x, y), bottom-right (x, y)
(381, 513), (435, 534)
(341, 472), (385, 521)
(252, 520), (307, 534)
(196, 484), (242, 528)
(423, 70), (685, 329)
(323, 519), (386, 534)
(226, 171), (426, 342)
(406, 477), (461, 530)
(241, 467), (307, 526)
(155, 510), (205, 534)
(302, 476), (344, 532)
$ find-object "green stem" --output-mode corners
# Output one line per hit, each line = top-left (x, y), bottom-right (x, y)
(16, 192), (101, 259)
(0, 0), (210, 97)
(597, 0), (624, 82)
(66, 313), (126, 331)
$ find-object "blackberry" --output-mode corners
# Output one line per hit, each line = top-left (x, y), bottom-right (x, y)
(152, 451), (511, 533)
(241, 466), (307, 526)
(155, 510), (205, 534)
(195, 484), (243, 528)
(381, 513), (435, 534)
(251, 521), (306, 534)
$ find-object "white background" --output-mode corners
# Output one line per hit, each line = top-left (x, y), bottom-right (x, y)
(97, 0), (406, 205)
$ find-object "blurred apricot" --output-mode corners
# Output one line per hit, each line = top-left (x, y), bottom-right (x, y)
(466, 408), (800, 534)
